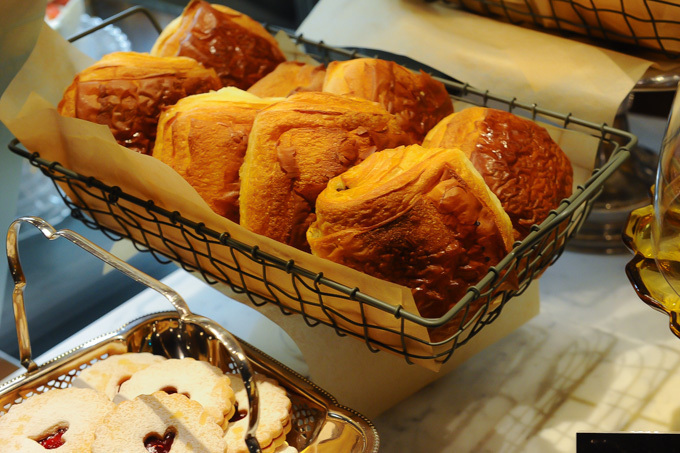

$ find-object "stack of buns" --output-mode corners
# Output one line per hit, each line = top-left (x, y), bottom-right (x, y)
(0, 353), (297, 453)
(56, 2), (573, 339)
(238, 90), (414, 251)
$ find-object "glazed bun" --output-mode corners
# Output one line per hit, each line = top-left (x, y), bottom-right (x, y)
(322, 58), (453, 143)
(151, 0), (286, 90)
(152, 87), (279, 223)
(239, 91), (413, 251)
(423, 107), (573, 239)
(57, 51), (221, 154)
(247, 61), (326, 98)
(307, 144), (515, 340)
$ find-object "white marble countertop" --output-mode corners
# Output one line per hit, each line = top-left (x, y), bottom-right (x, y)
(375, 250), (680, 452)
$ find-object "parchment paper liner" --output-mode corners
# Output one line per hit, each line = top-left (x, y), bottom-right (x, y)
(1, 23), (598, 371)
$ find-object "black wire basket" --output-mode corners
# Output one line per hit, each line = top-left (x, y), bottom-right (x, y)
(438, 0), (680, 58)
(7, 6), (637, 366)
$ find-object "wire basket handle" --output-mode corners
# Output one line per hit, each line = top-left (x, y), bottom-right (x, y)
(5, 216), (261, 453)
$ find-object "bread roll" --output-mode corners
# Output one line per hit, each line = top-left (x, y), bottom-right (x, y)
(247, 61), (326, 98)
(239, 91), (413, 251)
(151, 0), (286, 90)
(153, 88), (279, 223)
(322, 58), (454, 143)
(307, 144), (515, 340)
(57, 51), (221, 154)
(423, 107), (573, 240)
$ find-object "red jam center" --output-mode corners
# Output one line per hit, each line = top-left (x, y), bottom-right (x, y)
(144, 430), (175, 453)
(228, 403), (248, 423)
(38, 427), (66, 449)
(160, 386), (189, 398)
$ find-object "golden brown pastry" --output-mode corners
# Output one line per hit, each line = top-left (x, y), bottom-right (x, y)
(322, 58), (453, 143)
(239, 91), (413, 251)
(152, 88), (279, 223)
(307, 144), (515, 340)
(247, 61), (326, 98)
(151, 0), (286, 90)
(423, 107), (573, 240)
(57, 51), (221, 154)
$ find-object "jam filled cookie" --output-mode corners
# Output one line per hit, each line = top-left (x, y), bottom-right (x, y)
(72, 352), (166, 400)
(274, 442), (299, 453)
(92, 391), (226, 453)
(115, 357), (236, 427)
(0, 387), (115, 452)
(225, 374), (293, 453)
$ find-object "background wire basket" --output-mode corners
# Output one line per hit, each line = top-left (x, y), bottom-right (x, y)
(7, 6), (637, 366)
(437, 0), (680, 58)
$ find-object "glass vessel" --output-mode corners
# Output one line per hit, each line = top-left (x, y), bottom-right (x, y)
(625, 86), (680, 336)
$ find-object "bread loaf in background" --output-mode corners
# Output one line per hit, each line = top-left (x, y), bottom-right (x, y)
(151, 0), (286, 90)
(308, 144), (515, 340)
(423, 107), (573, 240)
(247, 61), (326, 98)
(322, 58), (454, 143)
(57, 51), (222, 154)
(239, 91), (414, 251)
(152, 88), (279, 223)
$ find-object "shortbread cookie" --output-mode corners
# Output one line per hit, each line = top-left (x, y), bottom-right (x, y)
(72, 352), (166, 400)
(225, 374), (293, 453)
(0, 387), (115, 452)
(115, 357), (235, 427)
(274, 441), (299, 453)
(92, 391), (226, 453)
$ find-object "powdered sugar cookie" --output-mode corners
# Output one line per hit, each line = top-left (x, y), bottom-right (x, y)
(72, 352), (166, 400)
(115, 357), (235, 427)
(92, 390), (226, 453)
(274, 441), (299, 453)
(225, 374), (293, 453)
(0, 387), (115, 452)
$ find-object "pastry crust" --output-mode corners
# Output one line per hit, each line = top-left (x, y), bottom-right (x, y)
(423, 107), (573, 239)
(308, 144), (514, 340)
(247, 61), (326, 98)
(152, 87), (279, 223)
(57, 51), (221, 154)
(239, 91), (413, 251)
(322, 58), (453, 143)
(151, 0), (286, 89)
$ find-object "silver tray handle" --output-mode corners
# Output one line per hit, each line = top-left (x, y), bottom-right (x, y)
(5, 216), (261, 453)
